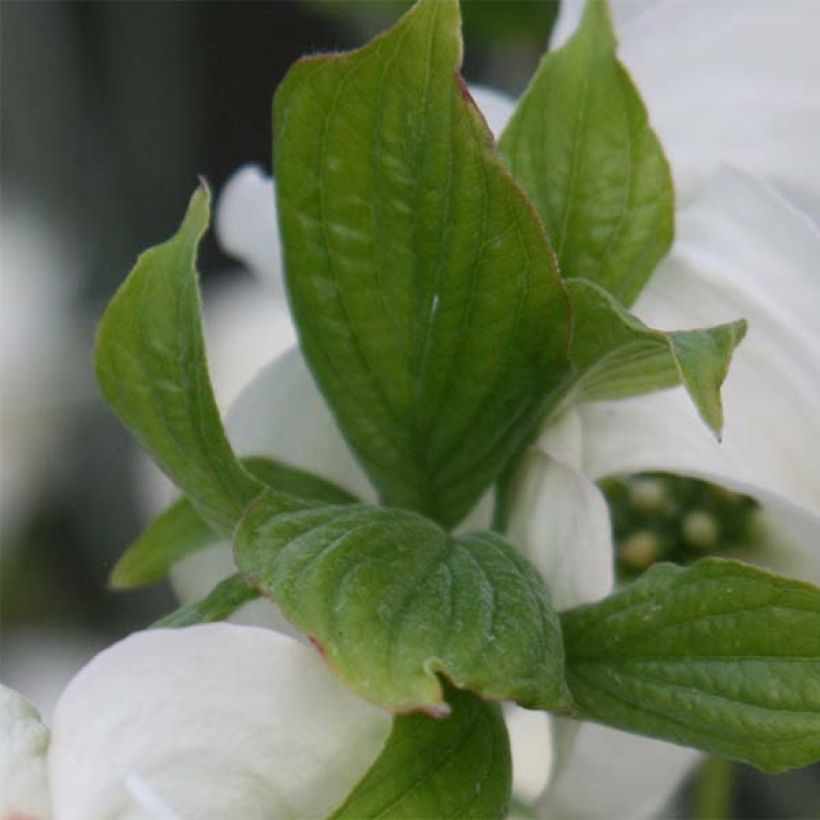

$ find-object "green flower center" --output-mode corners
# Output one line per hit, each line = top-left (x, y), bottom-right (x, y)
(599, 473), (761, 579)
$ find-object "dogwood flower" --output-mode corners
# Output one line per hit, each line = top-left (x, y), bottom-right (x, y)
(5, 1), (818, 818)
(1, 626), (390, 819)
(175, 2), (820, 815)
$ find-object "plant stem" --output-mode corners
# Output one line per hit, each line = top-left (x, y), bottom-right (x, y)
(692, 756), (735, 819)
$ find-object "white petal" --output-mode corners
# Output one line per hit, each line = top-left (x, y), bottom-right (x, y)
(507, 411), (614, 611)
(505, 705), (554, 805)
(467, 84), (516, 140)
(48, 624), (390, 820)
(203, 277), (296, 413)
(538, 721), (701, 820)
(225, 346), (375, 502)
(215, 165), (284, 294)
(552, 0), (655, 47)
(752, 497), (820, 587)
(581, 170), (820, 521)
(0, 684), (52, 819)
(554, 1), (820, 219)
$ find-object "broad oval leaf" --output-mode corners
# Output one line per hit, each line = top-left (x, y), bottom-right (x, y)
(499, 0), (673, 306)
(235, 492), (570, 713)
(274, 0), (571, 528)
(110, 455), (357, 589)
(561, 559), (820, 773)
(331, 683), (511, 819)
(564, 278), (746, 437)
(95, 186), (259, 534)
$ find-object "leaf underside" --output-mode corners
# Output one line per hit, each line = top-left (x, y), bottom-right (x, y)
(564, 278), (746, 436)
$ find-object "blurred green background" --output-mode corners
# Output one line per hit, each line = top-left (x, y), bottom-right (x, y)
(1, 2), (817, 817)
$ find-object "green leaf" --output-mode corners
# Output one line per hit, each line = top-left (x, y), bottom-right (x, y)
(564, 278), (746, 436)
(274, 0), (571, 528)
(499, 0), (673, 306)
(331, 683), (511, 819)
(110, 496), (213, 590)
(235, 493), (570, 713)
(561, 559), (820, 773)
(110, 455), (358, 589)
(152, 574), (258, 629)
(241, 456), (359, 506)
(95, 185), (259, 534)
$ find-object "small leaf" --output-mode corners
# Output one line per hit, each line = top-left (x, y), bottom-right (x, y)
(111, 456), (358, 589)
(561, 559), (820, 773)
(95, 186), (259, 534)
(152, 574), (258, 629)
(331, 683), (511, 819)
(564, 278), (746, 436)
(110, 497), (213, 590)
(235, 493), (570, 713)
(275, 0), (571, 528)
(499, 0), (673, 306)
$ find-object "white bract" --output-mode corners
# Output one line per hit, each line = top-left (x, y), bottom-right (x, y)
(1, 627), (389, 819)
(5, 1), (819, 817)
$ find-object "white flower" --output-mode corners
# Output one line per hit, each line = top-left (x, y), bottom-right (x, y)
(9, 1), (815, 817)
(1, 625), (390, 819)
(177, 2), (819, 815)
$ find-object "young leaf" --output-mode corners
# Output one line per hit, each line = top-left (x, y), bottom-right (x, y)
(561, 559), (820, 773)
(564, 278), (746, 436)
(152, 574), (258, 628)
(110, 455), (357, 589)
(499, 0), (673, 306)
(331, 683), (511, 819)
(95, 186), (259, 534)
(235, 493), (570, 713)
(274, 0), (571, 528)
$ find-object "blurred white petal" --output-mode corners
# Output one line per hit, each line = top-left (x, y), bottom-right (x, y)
(215, 165), (284, 295)
(554, 0), (820, 218)
(225, 347), (374, 501)
(468, 84), (516, 139)
(751, 498), (820, 587)
(507, 411), (614, 611)
(581, 170), (820, 518)
(537, 722), (700, 820)
(0, 684), (52, 819)
(506, 705), (554, 805)
(48, 624), (390, 820)
(203, 278), (295, 414)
